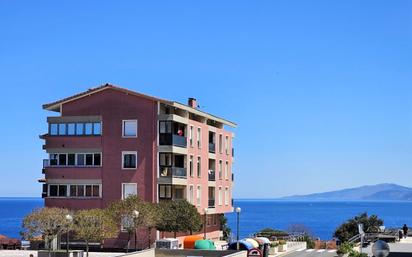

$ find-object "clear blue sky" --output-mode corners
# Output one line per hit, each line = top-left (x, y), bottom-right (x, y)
(1, 1), (411, 198)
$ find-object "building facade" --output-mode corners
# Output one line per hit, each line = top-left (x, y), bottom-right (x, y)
(40, 84), (236, 248)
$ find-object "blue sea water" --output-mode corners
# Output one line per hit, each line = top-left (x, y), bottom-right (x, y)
(2, 198), (412, 240)
(226, 200), (412, 240)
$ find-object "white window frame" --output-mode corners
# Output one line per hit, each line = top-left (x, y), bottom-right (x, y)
(197, 156), (201, 178)
(225, 161), (229, 180)
(197, 127), (201, 148)
(218, 186), (222, 206)
(189, 126), (194, 147)
(188, 184), (194, 204)
(196, 185), (201, 207)
(225, 135), (229, 155)
(225, 187), (229, 205)
(122, 120), (138, 138)
(219, 134), (223, 153)
(122, 151), (137, 170)
(219, 160), (222, 179)
(121, 183), (138, 200)
(189, 155), (194, 177)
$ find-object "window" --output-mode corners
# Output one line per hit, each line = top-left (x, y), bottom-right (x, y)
(225, 187), (229, 205)
(85, 154), (93, 166)
(76, 123), (84, 135)
(93, 122), (101, 135)
(67, 123), (75, 135)
(197, 128), (201, 148)
(49, 122), (101, 136)
(160, 153), (172, 166)
(189, 185), (194, 204)
(48, 185), (67, 197)
(68, 184), (100, 197)
(219, 134), (223, 153)
(93, 153), (101, 166)
(213, 214), (217, 226)
(218, 187), (222, 206)
(49, 185), (58, 196)
(50, 124), (58, 135)
(122, 151), (137, 169)
(123, 120), (138, 137)
(159, 121), (172, 133)
(49, 153), (101, 167)
(225, 161), (229, 180)
(85, 123), (93, 135)
(197, 157), (201, 178)
(77, 154), (85, 166)
(189, 126), (194, 147)
(196, 185), (201, 206)
(189, 155), (194, 177)
(122, 183), (137, 199)
(58, 123), (66, 135)
(50, 154), (58, 166)
(225, 136), (229, 155)
(218, 160), (222, 179)
(68, 154), (76, 166)
(159, 185), (172, 199)
(58, 154), (67, 166)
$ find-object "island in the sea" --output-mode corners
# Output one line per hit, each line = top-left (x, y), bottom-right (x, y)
(280, 183), (412, 201)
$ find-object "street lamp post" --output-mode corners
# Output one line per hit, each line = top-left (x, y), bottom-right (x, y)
(133, 210), (140, 251)
(235, 207), (241, 250)
(204, 208), (208, 239)
(65, 214), (73, 257)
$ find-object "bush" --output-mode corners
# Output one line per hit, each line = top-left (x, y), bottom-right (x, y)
(349, 252), (368, 257)
(334, 213), (383, 242)
(337, 242), (354, 254)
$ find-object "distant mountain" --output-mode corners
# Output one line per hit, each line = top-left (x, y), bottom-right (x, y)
(281, 183), (412, 201)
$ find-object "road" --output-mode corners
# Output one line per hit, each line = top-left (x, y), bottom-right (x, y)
(283, 249), (337, 257)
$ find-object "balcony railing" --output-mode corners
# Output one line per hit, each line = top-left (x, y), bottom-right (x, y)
(208, 170), (216, 181)
(208, 199), (215, 208)
(159, 133), (187, 148)
(159, 167), (187, 178)
(208, 143), (216, 153)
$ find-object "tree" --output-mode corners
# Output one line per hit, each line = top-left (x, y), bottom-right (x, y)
(72, 209), (117, 257)
(21, 208), (71, 257)
(156, 200), (202, 238)
(107, 196), (157, 251)
(334, 212), (384, 242)
(220, 215), (231, 240)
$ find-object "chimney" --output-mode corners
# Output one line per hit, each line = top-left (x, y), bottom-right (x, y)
(188, 98), (197, 109)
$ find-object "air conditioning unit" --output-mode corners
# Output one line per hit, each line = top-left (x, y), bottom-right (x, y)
(155, 238), (179, 249)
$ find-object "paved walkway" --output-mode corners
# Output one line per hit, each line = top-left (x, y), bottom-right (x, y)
(281, 249), (337, 257)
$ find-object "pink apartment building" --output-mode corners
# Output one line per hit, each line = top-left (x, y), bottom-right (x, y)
(40, 84), (236, 249)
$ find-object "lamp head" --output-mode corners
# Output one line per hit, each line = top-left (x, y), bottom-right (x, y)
(133, 210), (140, 218)
(65, 214), (73, 222)
(235, 207), (241, 213)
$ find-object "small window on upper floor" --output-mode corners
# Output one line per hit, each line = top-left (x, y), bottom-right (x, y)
(123, 120), (138, 137)
(85, 123), (93, 135)
(58, 123), (66, 135)
(93, 122), (101, 135)
(122, 151), (137, 169)
(50, 124), (58, 135)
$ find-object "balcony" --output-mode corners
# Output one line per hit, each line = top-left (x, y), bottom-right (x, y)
(208, 199), (215, 208)
(208, 170), (216, 181)
(208, 143), (216, 153)
(159, 134), (187, 148)
(159, 166), (187, 178)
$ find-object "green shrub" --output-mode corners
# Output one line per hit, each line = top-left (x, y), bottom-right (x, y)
(270, 242), (279, 247)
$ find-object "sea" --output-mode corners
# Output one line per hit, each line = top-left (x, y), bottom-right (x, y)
(2, 198), (412, 240)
